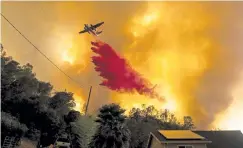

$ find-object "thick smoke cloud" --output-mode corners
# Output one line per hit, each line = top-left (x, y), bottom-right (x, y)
(2, 1), (243, 129)
(194, 3), (243, 128)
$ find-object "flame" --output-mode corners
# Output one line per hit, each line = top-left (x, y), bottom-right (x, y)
(51, 28), (91, 111)
(131, 5), (159, 38)
(73, 94), (85, 113)
(213, 72), (243, 132)
(51, 2), (242, 130)
(62, 49), (75, 65)
(112, 2), (215, 123)
(56, 31), (90, 68)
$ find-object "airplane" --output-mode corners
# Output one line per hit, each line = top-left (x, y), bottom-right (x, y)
(79, 22), (104, 36)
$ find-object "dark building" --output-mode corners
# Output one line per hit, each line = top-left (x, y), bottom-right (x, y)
(194, 130), (243, 148)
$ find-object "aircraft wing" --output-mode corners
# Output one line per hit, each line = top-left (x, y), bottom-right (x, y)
(91, 22), (104, 29)
(79, 29), (88, 34)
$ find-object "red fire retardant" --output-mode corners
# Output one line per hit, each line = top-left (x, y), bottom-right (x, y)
(90, 41), (164, 101)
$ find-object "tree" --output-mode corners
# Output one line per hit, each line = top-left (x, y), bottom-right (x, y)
(63, 110), (81, 147)
(127, 106), (162, 148)
(183, 116), (195, 129)
(1, 47), (197, 148)
(89, 104), (131, 148)
(37, 106), (61, 146)
(64, 110), (81, 124)
(1, 49), (77, 147)
(49, 92), (75, 116)
(1, 112), (28, 138)
(70, 115), (97, 148)
(127, 105), (196, 148)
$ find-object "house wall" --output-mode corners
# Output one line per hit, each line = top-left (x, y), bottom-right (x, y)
(150, 137), (164, 148)
(167, 143), (207, 148)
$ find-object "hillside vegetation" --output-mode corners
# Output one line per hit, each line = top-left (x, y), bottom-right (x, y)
(1, 47), (195, 148)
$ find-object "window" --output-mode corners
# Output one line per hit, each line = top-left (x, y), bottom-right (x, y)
(178, 146), (194, 148)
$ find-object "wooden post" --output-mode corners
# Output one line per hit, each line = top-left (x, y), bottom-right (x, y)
(85, 86), (92, 116)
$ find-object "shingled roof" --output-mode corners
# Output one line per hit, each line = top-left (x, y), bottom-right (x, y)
(194, 130), (243, 148)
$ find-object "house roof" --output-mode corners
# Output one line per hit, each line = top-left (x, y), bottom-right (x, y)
(150, 130), (211, 144)
(159, 130), (205, 140)
(194, 130), (243, 148)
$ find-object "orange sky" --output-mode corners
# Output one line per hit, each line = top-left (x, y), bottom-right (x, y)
(2, 1), (243, 131)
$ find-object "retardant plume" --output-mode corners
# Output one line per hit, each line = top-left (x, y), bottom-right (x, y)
(90, 41), (164, 101)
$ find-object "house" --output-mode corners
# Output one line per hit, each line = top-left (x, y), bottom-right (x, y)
(147, 130), (243, 148)
(147, 130), (211, 148)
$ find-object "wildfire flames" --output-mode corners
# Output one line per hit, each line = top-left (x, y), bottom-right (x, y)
(2, 1), (242, 132)
(55, 2), (243, 130)
(112, 2), (212, 123)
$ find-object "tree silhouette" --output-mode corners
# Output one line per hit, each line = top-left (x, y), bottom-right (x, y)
(127, 105), (196, 148)
(89, 104), (131, 148)
(1, 48), (77, 147)
(1, 46), (197, 148)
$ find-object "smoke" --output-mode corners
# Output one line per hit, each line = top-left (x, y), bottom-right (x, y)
(194, 3), (243, 128)
(2, 1), (243, 129)
(51, 2), (148, 113)
(110, 2), (243, 129)
(90, 41), (164, 101)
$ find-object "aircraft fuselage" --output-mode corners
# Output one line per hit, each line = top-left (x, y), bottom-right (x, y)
(84, 24), (96, 35)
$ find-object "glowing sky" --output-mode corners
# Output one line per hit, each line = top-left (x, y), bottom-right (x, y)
(2, 1), (243, 131)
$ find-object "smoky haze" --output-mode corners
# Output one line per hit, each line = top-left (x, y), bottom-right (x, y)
(2, 1), (243, 129)
(194, 3), (243, 128)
